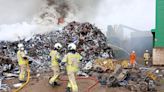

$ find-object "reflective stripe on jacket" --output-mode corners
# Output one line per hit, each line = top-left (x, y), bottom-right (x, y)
(50, 50), (60, 66)
(144, 53), (150, 61)
(17, 50), (27, 65)
(62, 52), (82, 72)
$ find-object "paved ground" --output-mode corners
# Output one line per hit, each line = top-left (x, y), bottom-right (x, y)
(3, 58), (164, 92)
(18, 77), (130, 92)
(8, 75), (130, 92)
(4, 70), (164, 92)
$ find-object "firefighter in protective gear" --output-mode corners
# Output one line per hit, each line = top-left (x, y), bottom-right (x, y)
(17, 43), (28, 82)
(143, 50), (151, 66)
(62, 43), (82, 92)
(130, 51), (136, 67)
(49, 43), (62, 87)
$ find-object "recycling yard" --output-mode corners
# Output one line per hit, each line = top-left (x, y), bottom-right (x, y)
(0, 0), (164, 92)
(0, 21), (164, 92)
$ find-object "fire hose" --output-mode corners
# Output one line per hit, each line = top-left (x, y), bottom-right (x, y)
(59, 76), (99, 92)
(12, 58), (98, 92)
(13, 63), (30, 92)
(13, 56), (40, 92)
(13, 72), (98, 92)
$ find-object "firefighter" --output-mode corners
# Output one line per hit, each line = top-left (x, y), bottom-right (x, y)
(17, 43), (28, 82)
(62, 43), (82, 92)
(130, 51), (136, 67)
(143, 50), (151, 66)
(49, 43), (62, 87)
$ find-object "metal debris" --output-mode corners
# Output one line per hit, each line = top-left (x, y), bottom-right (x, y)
(0, 21), (163, 92)
(13, 83), (22, 88)
(87, 58), (162, 92)
(0, 21), (114, 74)
(0, 77), (10, 92)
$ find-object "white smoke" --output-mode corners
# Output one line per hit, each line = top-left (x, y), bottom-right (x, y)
(68, 0), (101, 21)
(0, 0), (44, 25)
(0, 0), (155, 41)
(80, 0), (155, 33)
(0, 22), (61, 41)
(0, 0), (62, 41)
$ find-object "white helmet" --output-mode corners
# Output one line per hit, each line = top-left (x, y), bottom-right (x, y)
(132, 50), (135, 53)
(18, 43), (24, 50)
(146, 50), (149, 52)
(68, 43), (76, 50)
(54, 43), (62, 50)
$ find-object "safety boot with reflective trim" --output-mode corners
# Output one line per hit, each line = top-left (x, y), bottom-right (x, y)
(49, 82), (60, 87)
(66, 87), (71, 92)
(53, 82), (61, 86)
(19, 80), (26, 83)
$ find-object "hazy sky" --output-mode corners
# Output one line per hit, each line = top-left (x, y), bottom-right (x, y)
(0, 0), (155, 31)
(93, 0), (156, 31)
(0, 0), (43, 24)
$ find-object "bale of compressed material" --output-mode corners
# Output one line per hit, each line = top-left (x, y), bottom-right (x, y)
(93, 59), (115, 71)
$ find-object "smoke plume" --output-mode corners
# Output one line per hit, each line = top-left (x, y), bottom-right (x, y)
(0, 0), (155, 41)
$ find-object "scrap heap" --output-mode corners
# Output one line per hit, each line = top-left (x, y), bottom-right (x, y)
(90, 59), (164, 92)
(0, 21), (164, 92)
(0, 21), (113, 74)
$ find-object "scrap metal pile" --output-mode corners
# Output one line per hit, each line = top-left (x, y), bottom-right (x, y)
(0, 21), (113, 92)
(0, 21), (163, 92)
(83, 58), (164, 92)
(0, 21), (113, 75)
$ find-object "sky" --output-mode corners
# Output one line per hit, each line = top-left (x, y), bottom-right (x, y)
(92, 0), (156, 31)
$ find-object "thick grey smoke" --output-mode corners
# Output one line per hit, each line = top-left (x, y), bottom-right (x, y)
(48, 0), (155, 31)
(45, 0), (100, 20)
(69, 0), (101, 21)
(46, 0), (70, 18)
(0, 0), (155, 41)
(0, 0), (155, 30)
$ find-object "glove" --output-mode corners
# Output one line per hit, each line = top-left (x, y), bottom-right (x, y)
(47, 56), (51, 61)
(60, 62), (65, 66)
(57, 59), (61, 63)
(28, 61), (33, 64)
(23, 56), (28, 60)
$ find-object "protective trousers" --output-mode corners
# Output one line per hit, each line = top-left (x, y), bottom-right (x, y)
(49, 65), (60, 84)
(144, 60), (149, 65)
(67, 71), (78, 92)
(19, 65), (27, 81)
(130, 60), (136, 67)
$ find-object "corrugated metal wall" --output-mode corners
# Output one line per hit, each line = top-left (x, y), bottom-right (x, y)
(154, 0), (164, 47)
